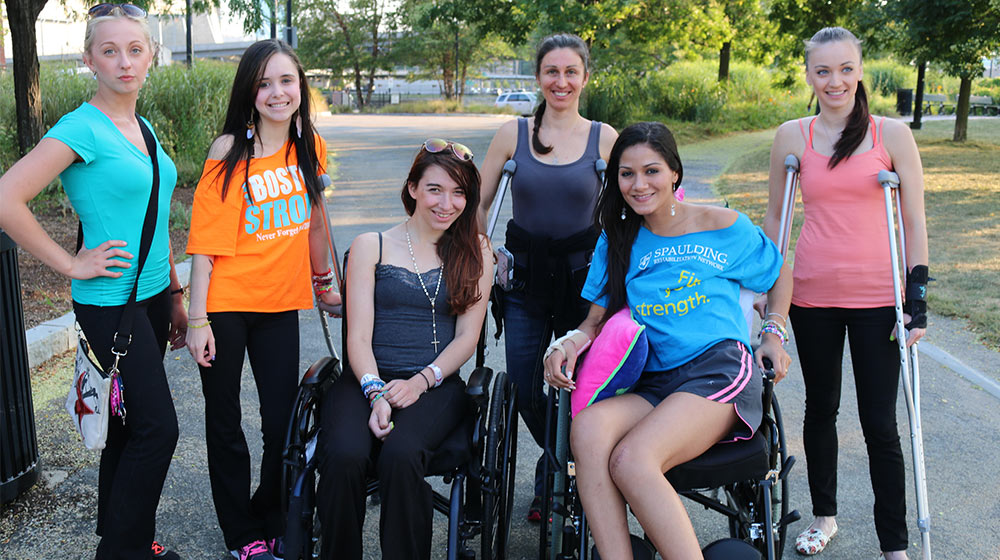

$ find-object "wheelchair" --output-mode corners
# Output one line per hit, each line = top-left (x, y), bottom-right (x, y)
(538, 361), (800, 560)
(281, 267), (519, 560)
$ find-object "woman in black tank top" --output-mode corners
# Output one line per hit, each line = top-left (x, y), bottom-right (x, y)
(315, 141), (493, 560)
(479, 33), (618, 518)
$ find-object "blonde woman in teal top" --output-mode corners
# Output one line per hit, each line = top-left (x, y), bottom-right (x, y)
(0, 4), (186, 559)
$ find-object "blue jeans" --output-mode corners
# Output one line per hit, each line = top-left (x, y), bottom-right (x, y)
(502, 289), (589, 497)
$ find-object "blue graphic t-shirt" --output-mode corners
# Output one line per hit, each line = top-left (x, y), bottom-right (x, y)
(43, 103), (177, 306)
(582, 212), (782, 371)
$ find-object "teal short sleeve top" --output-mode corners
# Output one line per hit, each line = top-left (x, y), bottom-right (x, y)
(43, 102), (177, 306)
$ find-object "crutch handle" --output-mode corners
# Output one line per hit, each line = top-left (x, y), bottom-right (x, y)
(595, 158), (607, 175)
(783, 154), (800, 173)
(502, 158), (517, 176)
(878, 170), (900, 189)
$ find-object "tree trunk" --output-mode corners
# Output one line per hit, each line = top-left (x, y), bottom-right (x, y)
(331, 9), (364, 110)
(7, 0), (49, 157)
(718, 41), (731, 82)
(910, 61), (925, 130)
(953, 76), (971, 142)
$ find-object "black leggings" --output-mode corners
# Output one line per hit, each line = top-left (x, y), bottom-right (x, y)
(789, 304), (907, 552)
(73, 288), (179, 560)
(316, 371), (468, 560)
(199, 310), (300, 550)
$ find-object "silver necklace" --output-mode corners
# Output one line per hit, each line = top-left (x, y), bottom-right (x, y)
(405, 219), (443, 352)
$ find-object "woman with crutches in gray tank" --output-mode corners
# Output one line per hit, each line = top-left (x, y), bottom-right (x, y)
(765, 27), (928, 559)
(478, 33), (617, 520)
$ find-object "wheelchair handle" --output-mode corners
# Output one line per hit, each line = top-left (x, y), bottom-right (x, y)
(761, 357), (776, 381)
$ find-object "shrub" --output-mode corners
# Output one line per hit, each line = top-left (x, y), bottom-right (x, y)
(137, 60), (235, 186)
(973, 77), (1000, 99)
(864, 59), (915, 97)
(583, 71), (654, 129)
(654, 61), (726, 123)
(1, 60), (234, 187)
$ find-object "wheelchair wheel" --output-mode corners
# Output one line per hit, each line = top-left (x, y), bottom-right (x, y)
(769, 393), (790, 559)
(724, 393), (791, 560)
(481, 371), (518, 560)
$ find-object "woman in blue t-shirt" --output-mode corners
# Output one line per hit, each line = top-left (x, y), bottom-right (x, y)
(543, 122), (793, 559)
(0, 6), (185, 559)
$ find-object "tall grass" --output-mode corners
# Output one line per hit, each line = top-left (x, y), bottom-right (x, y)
(0, 60), (235, 187)
(137, 60), (235, 186)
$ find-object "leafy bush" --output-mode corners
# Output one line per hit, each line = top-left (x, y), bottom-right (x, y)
(973, 77), (1000, 99)
(1, 60), (234, 187)
(583, 71), (655, 129)
(864, 59), (915, 97)
(137, 60), (234, 186)
(654, 61), (727, 123)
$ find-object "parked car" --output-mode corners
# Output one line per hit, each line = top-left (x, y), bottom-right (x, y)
(495, 91), (538, 115)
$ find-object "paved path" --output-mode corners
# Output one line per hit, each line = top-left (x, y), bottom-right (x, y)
(2, 114), (998, 560)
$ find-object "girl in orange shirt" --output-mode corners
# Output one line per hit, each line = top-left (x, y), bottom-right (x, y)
(185, 39), (339, 560)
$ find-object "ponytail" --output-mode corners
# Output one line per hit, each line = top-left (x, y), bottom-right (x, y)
(829, 81), (870, 169)
(532, 99), (552, 155)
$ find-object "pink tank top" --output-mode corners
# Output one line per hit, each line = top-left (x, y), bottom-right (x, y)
(792, 116), (896, 308)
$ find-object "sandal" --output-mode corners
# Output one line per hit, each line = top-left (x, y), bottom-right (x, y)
(795, 524), (838, 555)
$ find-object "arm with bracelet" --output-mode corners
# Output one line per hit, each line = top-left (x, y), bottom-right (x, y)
(542, 303), (604, 390)
(381, 237), (495, 408)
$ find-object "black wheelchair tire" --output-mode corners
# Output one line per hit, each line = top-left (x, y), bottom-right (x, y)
(481, 371), (517, 560)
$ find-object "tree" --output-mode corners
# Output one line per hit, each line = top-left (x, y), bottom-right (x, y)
(394, 0), (513, 100)
(885, 0), (1000, 141)
(297, 0), (395, 109)
(6, 0), (49, 156)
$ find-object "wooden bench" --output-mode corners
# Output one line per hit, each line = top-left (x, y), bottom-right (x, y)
(970, 95), (999, 116)
(921, 93), (953, 115)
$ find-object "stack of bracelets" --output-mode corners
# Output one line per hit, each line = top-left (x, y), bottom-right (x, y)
(361, 373), (386, 408)
(760, 313), (789, 346)
(312, 268), (336, 296)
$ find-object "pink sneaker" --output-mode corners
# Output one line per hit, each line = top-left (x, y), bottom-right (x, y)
(237, 540), (276, 560)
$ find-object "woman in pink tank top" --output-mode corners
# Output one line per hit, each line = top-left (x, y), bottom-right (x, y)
(763, 27), (929, 560)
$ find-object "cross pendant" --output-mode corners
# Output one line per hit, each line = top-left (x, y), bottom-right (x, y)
(431, 338), (440, 352)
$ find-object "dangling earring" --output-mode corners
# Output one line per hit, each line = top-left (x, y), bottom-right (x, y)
(295, 113), (302, 139)
(246, 120), (255, 140)
(620, 206), (627, 220)
(670, 203), (676, 217)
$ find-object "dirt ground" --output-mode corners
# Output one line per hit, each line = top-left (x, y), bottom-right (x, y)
(14, 186), (194, 330)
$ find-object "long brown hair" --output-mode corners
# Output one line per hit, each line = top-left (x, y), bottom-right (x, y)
(213, 40), (322, 204)
(401, 149), (484, 314)
(805, 27), (870, 170)
(594, 122), (683, 325)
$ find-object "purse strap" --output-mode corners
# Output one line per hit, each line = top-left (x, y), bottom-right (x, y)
(75, 115), (161, 355)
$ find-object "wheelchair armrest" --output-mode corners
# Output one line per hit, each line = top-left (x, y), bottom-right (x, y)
(466, 366), (494, 397)
(300, 356), (341, 386)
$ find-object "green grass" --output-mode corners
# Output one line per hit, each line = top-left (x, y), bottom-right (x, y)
(715, 119), (1000, 348)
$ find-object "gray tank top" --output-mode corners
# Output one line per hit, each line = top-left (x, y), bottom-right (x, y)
(510, 118), (603, 237)
(371, 249), (456, 377)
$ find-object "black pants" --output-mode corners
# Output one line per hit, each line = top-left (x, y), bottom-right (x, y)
(316, 372), (468, 560)
(789, 305), (907, 552)
(74, 288), (179, 560)
(199, 310), (299, 550)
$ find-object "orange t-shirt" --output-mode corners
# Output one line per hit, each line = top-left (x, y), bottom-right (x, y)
(186, 135), (328, 313)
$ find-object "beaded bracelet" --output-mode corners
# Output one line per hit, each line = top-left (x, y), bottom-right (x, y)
(760, 319), (789, 345)
(369, 392), (386, 408)
(312, 268), (334, 282)
(188, 320), (212, 329)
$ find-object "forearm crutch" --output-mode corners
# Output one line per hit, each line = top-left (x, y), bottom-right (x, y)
(317, 174), (344, 359)
(547, 157), (608, 559)
(486, 159), (517, 240)
(777, 154), (800, 258)
(877, 169), (932, 560)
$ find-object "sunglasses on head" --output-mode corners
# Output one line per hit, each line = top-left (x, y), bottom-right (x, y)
(422, 138), (474, 162)
(88, 3), (147, 18)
